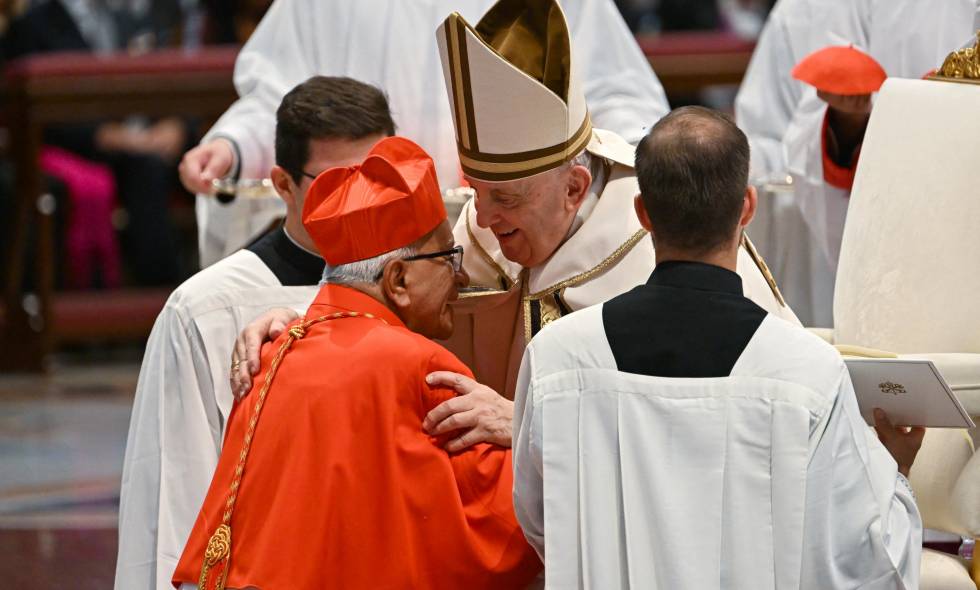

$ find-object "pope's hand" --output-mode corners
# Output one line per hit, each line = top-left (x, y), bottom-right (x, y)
(231, 307), (300, 398)
(423, 372), (513, 452)
(872, 408), (925, 478)
(179, 138), (235, 194)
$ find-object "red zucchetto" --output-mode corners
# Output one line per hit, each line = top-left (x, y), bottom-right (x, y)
(792, 45), (887, 95)
(302, 136), (447, 266)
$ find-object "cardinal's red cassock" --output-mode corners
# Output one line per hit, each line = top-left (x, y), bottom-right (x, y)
(173, 136), (541, 589)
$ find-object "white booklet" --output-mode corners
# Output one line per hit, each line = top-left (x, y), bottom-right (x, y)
(844, 358), (975, 428)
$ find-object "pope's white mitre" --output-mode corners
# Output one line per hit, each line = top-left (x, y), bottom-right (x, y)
(436, 0), (592, 182)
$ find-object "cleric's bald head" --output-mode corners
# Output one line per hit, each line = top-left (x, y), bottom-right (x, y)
(635, 107), (749, 254)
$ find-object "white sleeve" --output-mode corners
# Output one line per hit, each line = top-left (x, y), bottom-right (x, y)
(512, 344), (546, 561)
(115, 305), (220, 590)
(196, 0), (320, 265)
(203, 0), (321, 179)
(735, 3), (805, 182)
(801, 367), (922, 589)
(562, 0), (669, 143)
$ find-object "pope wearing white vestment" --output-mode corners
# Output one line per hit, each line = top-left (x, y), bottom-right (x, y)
(436, 0), (799, 399)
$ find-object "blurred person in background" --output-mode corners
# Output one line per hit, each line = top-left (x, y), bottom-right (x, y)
(178, 0), (669, 268)
(1, 0), (193, 286)
(614, 0), (774, 36)
(734, 0), (980, 326)
(200, 0), (271, 44)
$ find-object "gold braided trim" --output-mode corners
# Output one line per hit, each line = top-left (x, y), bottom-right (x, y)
(198, 311), (385, 590)
(465, 202), (515, 290)
(740, 233), (786, 308)
(521, 229), (647, 343)
(520, 269), (533, 344)
(526, 229), (648, 299)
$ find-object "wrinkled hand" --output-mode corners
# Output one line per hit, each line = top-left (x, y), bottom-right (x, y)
(873, 408), (925, 477)
(423, 372), (513, 452)
(230, 307), (300, 398)
(179, 138), (235, 194)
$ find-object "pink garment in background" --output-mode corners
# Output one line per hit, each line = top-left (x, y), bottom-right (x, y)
(39, 146), (121, 288)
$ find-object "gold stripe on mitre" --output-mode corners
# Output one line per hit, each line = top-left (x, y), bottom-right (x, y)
(436, 0), (591, 182)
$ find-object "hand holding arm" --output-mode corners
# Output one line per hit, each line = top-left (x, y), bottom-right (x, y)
(230, 307), (300, 397)
(423, 371), (513, 452)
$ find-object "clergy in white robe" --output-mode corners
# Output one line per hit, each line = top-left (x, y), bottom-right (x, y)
(735, 0), (980, 326)
(184, 0), (669, 266)
(512, 106), (923, 589)
(114, 76), (394, 590)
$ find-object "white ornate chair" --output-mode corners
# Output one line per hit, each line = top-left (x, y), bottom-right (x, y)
(811, 77), (980, 588)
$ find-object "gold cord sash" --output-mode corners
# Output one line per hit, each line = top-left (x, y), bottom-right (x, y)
(198, 311), (386, 590)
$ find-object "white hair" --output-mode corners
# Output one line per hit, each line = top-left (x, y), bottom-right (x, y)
(562, 150), (606, 182)
(570, 149), (592, 169)
(320, 245), (418, 287)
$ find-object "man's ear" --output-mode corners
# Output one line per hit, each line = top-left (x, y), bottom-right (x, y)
(739, 185), (758, 229)
(633, 194), (653, 231)
(270, 166), (299, 212)
(380, 259), (411, 311)
(564, 164), (592, 212)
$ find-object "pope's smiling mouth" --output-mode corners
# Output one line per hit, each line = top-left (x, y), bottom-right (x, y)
(496, 228), (518, 240)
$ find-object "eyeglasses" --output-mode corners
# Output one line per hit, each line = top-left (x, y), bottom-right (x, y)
(402, 245), (464, 273)
(301, 170), (318, 181)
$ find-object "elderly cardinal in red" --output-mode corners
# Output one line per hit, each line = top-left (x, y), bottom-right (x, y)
(172, 136), (541, 589)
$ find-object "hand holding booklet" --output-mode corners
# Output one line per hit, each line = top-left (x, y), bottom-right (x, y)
(844, 359), (975, 428)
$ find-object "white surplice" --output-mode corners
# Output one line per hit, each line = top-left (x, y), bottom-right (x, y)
(195, 0), (669, 266)
(512, 304), (922, 589)
(735, 0), (980, 326)
(114, 250), (316, 590)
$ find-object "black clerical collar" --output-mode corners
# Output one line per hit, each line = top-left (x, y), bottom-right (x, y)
(246, 226), (324, 286)
(646, 261), (743, 296)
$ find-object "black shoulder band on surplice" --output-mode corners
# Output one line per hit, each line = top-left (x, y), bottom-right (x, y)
(601, 261), (767, 378)
(246, 226), (324, 287)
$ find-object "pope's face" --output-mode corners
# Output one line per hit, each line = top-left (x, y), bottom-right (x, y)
(467, 166), (582, 268)
(399, 222), (469, 340)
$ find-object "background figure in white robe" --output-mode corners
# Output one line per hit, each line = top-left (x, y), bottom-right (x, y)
(512, 107), (924, 588)
(114, 77), (395, 590)
(735, 0), (980, 326)
(178, 0), (669, 267)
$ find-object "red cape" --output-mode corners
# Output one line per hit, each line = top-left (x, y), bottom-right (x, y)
(173, 285), (541, 589)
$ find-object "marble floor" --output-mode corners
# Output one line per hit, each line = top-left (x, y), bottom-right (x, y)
(0, 353), (137, 588)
